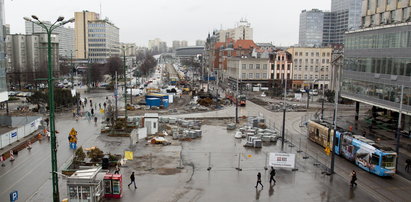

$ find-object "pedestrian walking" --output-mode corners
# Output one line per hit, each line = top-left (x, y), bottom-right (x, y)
(94, 116), (98, 125)
(91, 108), (94, 116)
(84, 98), (87, 105)
(114, 164), (120, 174)
(269, 167), (276, 184)
(362, 131), (366, 137)
(94, 103), (97, 110)
(99, 103), (101, 109)
(350, 170), (357, 187)
(255, 172), (263, 189)
(406, 159), (411, 172)
(103, 102), (107, 109)
(128, 172), (137, 189)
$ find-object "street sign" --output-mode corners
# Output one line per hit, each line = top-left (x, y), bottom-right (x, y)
(69, 128), (77, 136)
(11, 132), (17, 138)
(9, 190), (18, 202)
(269, 153), (296, 169)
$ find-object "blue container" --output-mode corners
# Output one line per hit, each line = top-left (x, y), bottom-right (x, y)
(162, 99), (169, 108)
(146, 98), (161, 107)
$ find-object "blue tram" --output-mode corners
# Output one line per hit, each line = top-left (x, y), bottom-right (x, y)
(307, 120), (396, 177)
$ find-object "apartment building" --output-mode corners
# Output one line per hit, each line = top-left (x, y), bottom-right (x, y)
(287, 47), (332, 90)
(25, 20), (74, 58)
(6, 33), (59, 86)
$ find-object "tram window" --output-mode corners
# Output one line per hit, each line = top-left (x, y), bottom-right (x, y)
(371, 153), (380, 165)
(382, 155), (395, 168)
(316, 129), (319, 137)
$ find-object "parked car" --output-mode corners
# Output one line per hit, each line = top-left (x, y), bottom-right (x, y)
(309, 89), (319, 96)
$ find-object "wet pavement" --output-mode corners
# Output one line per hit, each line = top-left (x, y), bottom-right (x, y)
(1, 86), (411, 201)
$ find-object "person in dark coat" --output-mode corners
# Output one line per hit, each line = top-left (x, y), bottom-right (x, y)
(128, 172), (137, 189)
(350, 170), (357, 187)
(255, 172), (263, 189)
(269, 167), (276, 184)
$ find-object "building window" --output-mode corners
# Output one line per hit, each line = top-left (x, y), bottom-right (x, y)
(262, 73), (267, 79)
(242, 73), (246, 79)
(263, 64), (268, 70)
(255, 73), (260, 79)
(311, 52), (314, 57)
(293, 74), (297, 79)
(249, 73), (253, 79)
(316, 52), (319, 57)
(256, 64), (261, 69)
(310, 59), (314, 64)
(305, 52), (308, 56)
(242, 64), (246, 69)
(304, 74), (308, 79)
(310, 75), (313, 79)
(282, 64), (285, 70)
(249, 64), (254, 69)
(294, 59), (298, 64)
(287, 64), (290, 70)
(322, 52), (325, 57)
(327, 52), (330, 57)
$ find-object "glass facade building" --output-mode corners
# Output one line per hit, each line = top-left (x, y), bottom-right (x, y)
(342, 24), (411, 115)
(0, 0), (8, 102)
(299, 9), (324, 47)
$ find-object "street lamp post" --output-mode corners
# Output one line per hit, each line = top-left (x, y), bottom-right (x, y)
(24, 15), (74, 202)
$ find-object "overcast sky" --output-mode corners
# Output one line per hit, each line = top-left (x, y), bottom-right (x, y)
(5, 0), (330, 47)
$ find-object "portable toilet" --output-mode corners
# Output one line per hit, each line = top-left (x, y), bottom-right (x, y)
(162, 99), (169, 108)
(144, 113), (159, 135)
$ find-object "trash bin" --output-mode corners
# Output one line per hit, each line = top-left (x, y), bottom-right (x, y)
(102, 155), (109, 169)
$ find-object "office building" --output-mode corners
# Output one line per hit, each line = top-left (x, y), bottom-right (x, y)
(218, 19), (253, 42)
(172, 40), (181, 50)
(0, 0), (7, 101)
(148, 38), (167, 53)
(299, 0), (362, 46)
(74, 11), (119, 63)
(25, 20), (74, 58)
(299, 9), (326, 47)
(227, 57), (271, 89)
(330, 0), (363, 44)
(362, 0), (411, 27)
(287, 47), (332, 89)
(341, 1), (411, 131)
(196, 40), (205, 46)
(6, 33), (59, 86)
(180, 40), (188, 47)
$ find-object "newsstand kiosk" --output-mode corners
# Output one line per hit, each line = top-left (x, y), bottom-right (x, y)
(104, 173), (123, 199)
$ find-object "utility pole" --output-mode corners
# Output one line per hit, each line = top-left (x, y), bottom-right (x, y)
(115, 71), (118, 119)
(70, 51), (74, 88)
(236, 76), (239, 124)
(123, 50), (128, 122)
(24, 15), (74, 202)
(329, 51), (343, 175)
(395, 85), (404, 172)
(281, 77), (287, 151)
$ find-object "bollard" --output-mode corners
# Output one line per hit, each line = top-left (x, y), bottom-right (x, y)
(303, 142), (309, 159)
(177, 151), (184, 169)
(297, 138), (302, 153)
(146, 153), (154, 171)
(313, 152), (320, 166)
(207, 152), (212, 171)
(236, 152), (242, 171)
(289, 134), (295, 147)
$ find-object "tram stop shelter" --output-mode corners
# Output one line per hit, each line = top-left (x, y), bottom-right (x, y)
(66, 167), (107, 202)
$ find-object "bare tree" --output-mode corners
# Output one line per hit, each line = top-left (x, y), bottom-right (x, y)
(105, 56), (122, 79)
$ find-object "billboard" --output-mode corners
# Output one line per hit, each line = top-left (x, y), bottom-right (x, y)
(269, 153), (296, 169)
